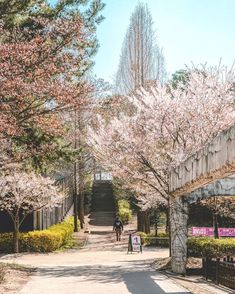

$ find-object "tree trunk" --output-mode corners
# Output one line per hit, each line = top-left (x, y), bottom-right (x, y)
(78, 191), (84, 229)
(144, 210), (150, 234)
(73, 108), (79, 232)
(213, 213), (219, 239)
(154, 209), (158, 237)
(170, 196), (188, 275)
(78, 160), (84, 229)
(13, 214), (20, 253)
(77, 112), (85, 229)
(166, 200), (171, 257)
(137, 210), (144, 232)
(166, 208), (169, 234)
(154, 209), (159, 246)
(73, 161), (79, 232)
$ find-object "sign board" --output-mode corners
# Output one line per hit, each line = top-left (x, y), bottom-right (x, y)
(192, 227), (235, 237)
(128, 234), (142, 253)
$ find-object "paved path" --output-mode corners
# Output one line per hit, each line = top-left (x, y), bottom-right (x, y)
(0, 216), (191, 294)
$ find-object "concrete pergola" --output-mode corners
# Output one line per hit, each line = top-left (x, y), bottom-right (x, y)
(169, 124), (235, 274)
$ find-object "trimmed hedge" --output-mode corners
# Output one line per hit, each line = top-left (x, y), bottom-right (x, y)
(0, 233), (15, 253)
(22, 230), (62, 252)
(137, 231), (169, 247)
(138, 232), (147, 244)
(187, 237), (235, 258)
(117, 200), (132, 224)
(0, 217), (80, 253)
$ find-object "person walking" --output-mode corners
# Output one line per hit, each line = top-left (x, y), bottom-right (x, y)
(113, 216), (123, 241)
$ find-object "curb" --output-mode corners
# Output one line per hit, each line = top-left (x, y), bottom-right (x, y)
(163, 271), (233, 294)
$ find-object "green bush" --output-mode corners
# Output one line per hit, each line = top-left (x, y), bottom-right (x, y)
(0, 216), (80, 253)
(118, 200), (130, 210)
(0, 233), (16, 253)
(137, 232), (147, 244)
(155, 232), (169, 247)
(187, 237), (235, 258)
(138, 232), (169, 247)
(145, 232), (155, 246)
(22, 231), (62, 252)
(118, 208), (132, 224)
(117, 200), (132, 224)
(48, 217), (75, 246)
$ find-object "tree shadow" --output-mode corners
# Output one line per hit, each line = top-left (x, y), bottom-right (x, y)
(38, 261), (191, 294)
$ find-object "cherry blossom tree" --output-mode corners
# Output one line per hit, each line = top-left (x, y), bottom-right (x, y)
(89, 66), (235, 230)
(0, 172), (65, 253)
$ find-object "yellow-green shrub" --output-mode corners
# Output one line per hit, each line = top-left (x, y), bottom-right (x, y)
(155, 232), (169, 247)
(137, 232), (169, 247)
(187, 237), (235, 257)
(0, 217), (80, 253)
(48, 218), (74, 246)
(118, 200), (130, 210)
(0, 233), (15, 253)
(137, 232), (147, 244)
(117, 200), (132, 224)
(22, 231), (62, 252)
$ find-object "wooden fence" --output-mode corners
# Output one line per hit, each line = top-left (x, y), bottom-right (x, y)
(203, 256), (235, 290)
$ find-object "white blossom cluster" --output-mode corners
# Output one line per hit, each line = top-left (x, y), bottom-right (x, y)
(89, 66), (235, 209)
(0, 172), (65, 215)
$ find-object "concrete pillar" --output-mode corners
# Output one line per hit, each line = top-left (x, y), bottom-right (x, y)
(170, 196), (188, 274)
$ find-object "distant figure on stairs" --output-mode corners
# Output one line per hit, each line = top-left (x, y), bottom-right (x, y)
(113, 216), (124, 241)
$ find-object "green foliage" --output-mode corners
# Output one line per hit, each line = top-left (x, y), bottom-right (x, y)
(0, 217), (80, 253)
(0, 0), (105, 172)
(0, 0), (105, 35)
(22, 231), (62, 252)
(170, 69), (189, 89)
(13, 126), (79, 173)
(118, 208), (132, 224)
(117, 199), (132, 224)
(0, 233), (15, 253)
(137, 231), (169, 247)
(187, 237), (235, 258)
(118, 199), (130, 209)
(137, 231), (147, 244)
(112, 178), (134, 202)
(45, 216), (75, 246)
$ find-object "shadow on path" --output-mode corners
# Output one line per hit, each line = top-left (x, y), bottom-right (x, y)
(37, 260), (190, 294)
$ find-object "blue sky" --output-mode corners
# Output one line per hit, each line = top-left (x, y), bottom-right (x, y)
(50, 0), (235, 82)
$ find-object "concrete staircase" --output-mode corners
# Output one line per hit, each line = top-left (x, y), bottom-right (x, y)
(89, 181), (115, 227)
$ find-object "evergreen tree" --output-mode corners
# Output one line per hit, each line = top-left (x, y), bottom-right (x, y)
(0, 0), (105, 172)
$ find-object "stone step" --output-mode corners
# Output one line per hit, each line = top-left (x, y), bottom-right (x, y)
(89, 211), (115, 226)
(91, 181), (116, 220)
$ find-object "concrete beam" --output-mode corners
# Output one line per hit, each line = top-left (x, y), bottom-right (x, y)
(186, 177), (235, 203)
(170, 125), (235, 197)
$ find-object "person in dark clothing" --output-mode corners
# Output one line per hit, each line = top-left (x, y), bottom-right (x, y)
(113, 217), (123, 241)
